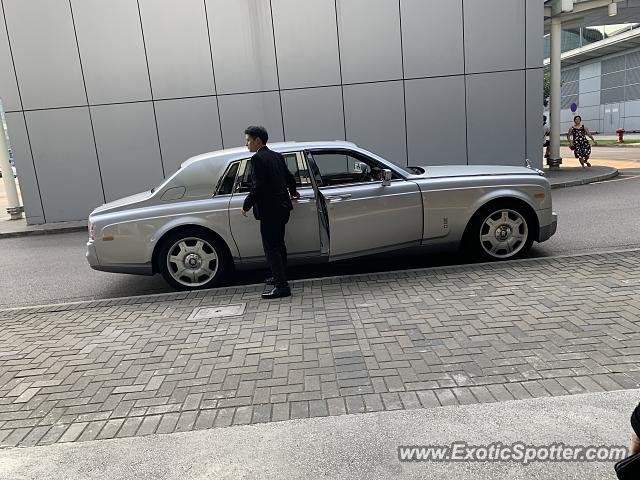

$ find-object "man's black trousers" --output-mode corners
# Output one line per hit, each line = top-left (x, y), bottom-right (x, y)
(260, 216), (289, 288)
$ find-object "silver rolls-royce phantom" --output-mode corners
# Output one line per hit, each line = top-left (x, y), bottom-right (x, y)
(87, 141), (557, 290)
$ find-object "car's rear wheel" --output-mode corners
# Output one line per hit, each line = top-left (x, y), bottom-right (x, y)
(465, 202), (535, 261)
(157, 228), (230, 290)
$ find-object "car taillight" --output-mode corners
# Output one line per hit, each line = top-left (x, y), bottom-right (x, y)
(88, 223), (95, 241)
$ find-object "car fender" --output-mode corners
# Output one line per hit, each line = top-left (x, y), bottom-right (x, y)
(97, 209), (238, 267)
(148, 215), (240, 263)
(420, 182), (545, 243)
(464, 186), (543, 232)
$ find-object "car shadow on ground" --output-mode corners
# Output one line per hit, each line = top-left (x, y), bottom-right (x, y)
(231, 250), (468, 287)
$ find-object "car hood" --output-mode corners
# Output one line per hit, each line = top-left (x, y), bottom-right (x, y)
(91, 190), (154, 215)
(413, 165), (541, 178)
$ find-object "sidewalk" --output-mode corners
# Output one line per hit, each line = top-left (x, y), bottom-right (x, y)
(0, 249), (639, 476)
(544, 164), (618, 189)
(542, 151), (640, 188)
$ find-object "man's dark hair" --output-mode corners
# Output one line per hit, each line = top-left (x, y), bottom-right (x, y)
(244, 125), (269, 144)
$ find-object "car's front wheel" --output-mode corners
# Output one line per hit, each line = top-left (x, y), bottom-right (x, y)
(466, 202), (535, 261)
(157, 228), (230, 290)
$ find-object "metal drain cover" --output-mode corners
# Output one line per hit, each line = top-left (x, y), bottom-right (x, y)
(188, 304), (246, 320)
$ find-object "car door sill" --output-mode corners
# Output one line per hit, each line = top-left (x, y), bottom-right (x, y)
(328, 240), (422, 262)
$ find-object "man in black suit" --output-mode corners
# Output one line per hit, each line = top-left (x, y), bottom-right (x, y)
(241, 126), (299, 299)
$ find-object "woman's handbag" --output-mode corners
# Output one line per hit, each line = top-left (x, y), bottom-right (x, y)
(615, 451), (640, 479)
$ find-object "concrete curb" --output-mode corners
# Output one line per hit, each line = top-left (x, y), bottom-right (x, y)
(549, 167), (618, 189)
(0, 225), (86, 239)
(593, 143), (640, 148)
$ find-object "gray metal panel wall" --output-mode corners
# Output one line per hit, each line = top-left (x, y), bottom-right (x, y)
(526, 0), (544, 69)
(343, 81), (406, 166)
(272, 0), (341, 89)
(405, 76), (467, 166)
(206, 0), (278, 95)
(3, 0), (86, 110)
(0, 2), (20, 112)
(24, 108), (104, 222)
(400, 0), (464, 78)
(466, 70), (526, 166)
(155, 97), (223, 177)
(336, 0), (403, 84)
(0, 0), (540, 223)
(91, 102), (164, 203)
(140, 0), (216, 99)
(281, 86), (345, 142)
(218, 92), (284, 148)
(464, 0), (526, 74)
(71, 0), (151, 105)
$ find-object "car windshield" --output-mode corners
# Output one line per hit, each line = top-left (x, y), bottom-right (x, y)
(352, 150), (415, 177)
(394, 164), (416, 176)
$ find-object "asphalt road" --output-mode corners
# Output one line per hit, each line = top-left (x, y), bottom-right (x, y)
(0, 168), (638, 309)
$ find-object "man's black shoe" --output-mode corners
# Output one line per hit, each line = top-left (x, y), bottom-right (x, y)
(261, 287), (291, 299)
(265, 277), (275, 285)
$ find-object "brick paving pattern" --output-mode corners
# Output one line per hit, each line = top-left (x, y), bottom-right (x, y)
(0, 251), (639, 448)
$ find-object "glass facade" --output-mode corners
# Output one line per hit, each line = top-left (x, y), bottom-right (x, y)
(544, 23), (640, 58)
(561, 49), (640, 109)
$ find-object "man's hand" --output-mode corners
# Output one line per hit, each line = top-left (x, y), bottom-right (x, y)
(291, 191), (301, 200)
(631, 431), (640, 455)
(241, 209), (248, 217)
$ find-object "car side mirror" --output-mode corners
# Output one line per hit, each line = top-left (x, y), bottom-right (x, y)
(382, 169), (392, 186)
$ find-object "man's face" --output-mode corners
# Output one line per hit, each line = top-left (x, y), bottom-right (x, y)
(245, 135), (261, 152)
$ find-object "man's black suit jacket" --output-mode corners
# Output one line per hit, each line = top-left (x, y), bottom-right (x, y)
(242, 146), (298, 221)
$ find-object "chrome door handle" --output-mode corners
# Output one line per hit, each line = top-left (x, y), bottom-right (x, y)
(325, 193), (351, 202)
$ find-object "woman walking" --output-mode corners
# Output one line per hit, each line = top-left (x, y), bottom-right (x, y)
(567, 115), (597, 168)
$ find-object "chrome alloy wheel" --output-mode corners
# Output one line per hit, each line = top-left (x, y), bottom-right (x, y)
(166, 237), (219, 287)
(479, 209), (529, 259)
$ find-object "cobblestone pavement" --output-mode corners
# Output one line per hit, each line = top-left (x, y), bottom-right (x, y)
(1, 250), (639, 449)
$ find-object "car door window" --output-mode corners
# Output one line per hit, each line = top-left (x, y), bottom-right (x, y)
(215, 161), (240, 196)
(237, 153), (310, 193)
(310, 150), (400, 187)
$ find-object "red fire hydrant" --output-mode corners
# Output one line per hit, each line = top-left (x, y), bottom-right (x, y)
(616, 128), (625, 143)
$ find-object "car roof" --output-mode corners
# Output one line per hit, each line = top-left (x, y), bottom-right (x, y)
(181, 141), (358, 168)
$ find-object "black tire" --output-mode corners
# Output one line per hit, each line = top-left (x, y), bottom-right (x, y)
(156, 228), (231, 291)
(464, 201), (535, 261)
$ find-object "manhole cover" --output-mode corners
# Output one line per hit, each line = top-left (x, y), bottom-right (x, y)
(188, 304), (246, 320)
